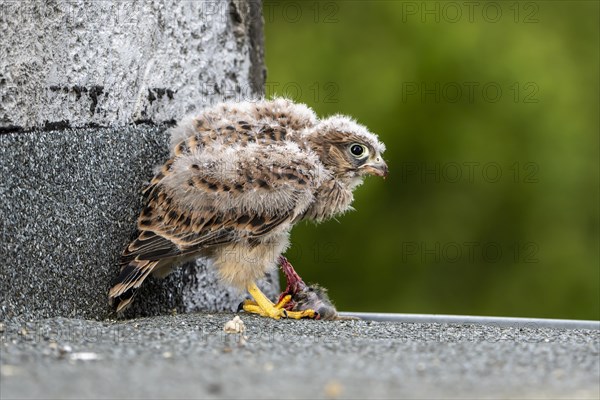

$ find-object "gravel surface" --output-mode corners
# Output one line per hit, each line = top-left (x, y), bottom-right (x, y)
(1, 313), (598, 399)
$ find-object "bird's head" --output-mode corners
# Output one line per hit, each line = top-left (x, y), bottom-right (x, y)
(306, 115), (388, 184)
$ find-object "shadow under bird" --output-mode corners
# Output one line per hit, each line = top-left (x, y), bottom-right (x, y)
(109, 98), (387, 319)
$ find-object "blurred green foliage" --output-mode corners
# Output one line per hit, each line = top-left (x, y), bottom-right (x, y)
(263, 0), (599, 319)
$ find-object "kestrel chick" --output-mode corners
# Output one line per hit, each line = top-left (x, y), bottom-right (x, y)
(109, 98), (387, 319)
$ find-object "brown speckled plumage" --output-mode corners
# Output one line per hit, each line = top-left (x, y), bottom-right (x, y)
(109, 98), (387, 313)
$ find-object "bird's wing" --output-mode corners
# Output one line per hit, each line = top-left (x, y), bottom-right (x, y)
(148, 122), (292, 191)
(168, 98), (318, 152)
(122, 140), (325, 266)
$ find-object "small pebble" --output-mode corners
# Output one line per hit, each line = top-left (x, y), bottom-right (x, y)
(223, 316), (245, 334)
(70, 352), (101, 361)
(1, 365), (20, 377)
(324, 380), (343, 399)
(59, 345), (73, 356)
(552, 369), (565, 379)
(206, 383), (222, 394)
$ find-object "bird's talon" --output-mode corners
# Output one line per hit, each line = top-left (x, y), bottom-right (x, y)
(279, 308), (317, 320)
(244, 283), (319, 320)
(238, 299), (259, 312)
(243, 305), (287, 320)
(274, 294), (292, 309)
(236, 301), (245, 312)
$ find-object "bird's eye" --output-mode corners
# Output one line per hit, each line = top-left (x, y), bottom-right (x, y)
(349, 143), (368, 158)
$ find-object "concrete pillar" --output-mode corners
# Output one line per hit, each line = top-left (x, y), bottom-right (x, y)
(0, 0), (277, 321)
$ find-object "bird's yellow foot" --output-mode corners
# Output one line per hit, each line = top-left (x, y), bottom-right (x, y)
(242, 284), (316, 320)
(241, 294), (290, 310)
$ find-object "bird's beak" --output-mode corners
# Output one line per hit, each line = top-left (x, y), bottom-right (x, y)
(363, 159), (388, 178)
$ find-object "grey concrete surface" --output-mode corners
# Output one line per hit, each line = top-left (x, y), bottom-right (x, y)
(1, 314), (598, 399)
(0, 126), (278, 322)
(0, 0), (265, 131)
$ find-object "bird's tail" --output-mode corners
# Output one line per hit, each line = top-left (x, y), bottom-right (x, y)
(108, 259), (159, 313)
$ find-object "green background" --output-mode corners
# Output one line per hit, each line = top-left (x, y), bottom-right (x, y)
(263, 0), (599, 319)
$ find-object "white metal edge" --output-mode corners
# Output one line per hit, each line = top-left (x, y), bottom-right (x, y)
(338, 312), (600, 330)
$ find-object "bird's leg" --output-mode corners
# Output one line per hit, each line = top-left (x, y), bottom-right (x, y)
(242, 282), (315, 320)
(238, 258), (301, 312)
(243, 282), (287, 320)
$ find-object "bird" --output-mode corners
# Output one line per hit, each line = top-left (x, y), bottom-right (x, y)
(108, 98), (387, 319)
